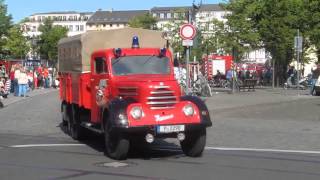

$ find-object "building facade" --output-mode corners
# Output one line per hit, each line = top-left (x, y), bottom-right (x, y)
(21, 11), (93, 37)
(86, 10), (149, 31)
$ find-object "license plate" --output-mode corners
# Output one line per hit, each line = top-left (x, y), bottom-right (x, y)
(157, 125), (185, 133)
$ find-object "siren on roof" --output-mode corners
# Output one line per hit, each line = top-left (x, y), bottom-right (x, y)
(132, 36), (140, 49)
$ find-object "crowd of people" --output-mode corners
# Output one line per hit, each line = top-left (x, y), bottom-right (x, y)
(0, 64), (54, 99)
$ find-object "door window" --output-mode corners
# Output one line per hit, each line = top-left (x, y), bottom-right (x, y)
(94, 57), (107, 74)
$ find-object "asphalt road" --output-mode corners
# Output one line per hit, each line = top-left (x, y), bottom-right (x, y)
(0, 90), (320, 180)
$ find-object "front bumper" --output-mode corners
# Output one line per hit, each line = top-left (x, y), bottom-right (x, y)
(115, 123), (206, 137)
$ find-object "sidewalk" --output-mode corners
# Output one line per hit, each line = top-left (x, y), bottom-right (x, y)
(0, 88), (58, 107)
(205, 87), (315, 112)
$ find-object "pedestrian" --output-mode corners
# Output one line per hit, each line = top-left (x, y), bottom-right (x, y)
(310, 64), (320, 95)
(14, 65), (21, 96)
(9, 67), (15, 93)
(18, 68), (28, 97)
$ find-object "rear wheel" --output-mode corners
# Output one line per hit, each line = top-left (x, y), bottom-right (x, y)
(104, 118), (129, 160)
(61, 102), (68, 126)
(69, 104), (86, 140)
(180, 128), (206, 157)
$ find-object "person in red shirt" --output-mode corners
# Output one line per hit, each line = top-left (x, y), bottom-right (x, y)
(9, 67), (15, 93)
(43, 67), (49, 88)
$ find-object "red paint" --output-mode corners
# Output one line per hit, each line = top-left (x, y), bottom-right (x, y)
(59, 47), (201, 127)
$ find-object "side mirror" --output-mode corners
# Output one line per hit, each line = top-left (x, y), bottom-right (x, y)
(99, 79), (107, 89)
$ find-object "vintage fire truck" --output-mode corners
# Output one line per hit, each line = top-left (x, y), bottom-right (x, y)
(202, 54), (233, 80)
(58, 28), (212, 160)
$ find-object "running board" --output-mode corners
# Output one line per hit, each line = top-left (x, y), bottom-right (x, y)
(80, 122), (103, 134)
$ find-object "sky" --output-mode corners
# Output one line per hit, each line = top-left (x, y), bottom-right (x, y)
(5, 0), (224, 22)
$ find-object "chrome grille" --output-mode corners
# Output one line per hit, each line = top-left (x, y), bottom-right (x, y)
(147, 88), (177, 110)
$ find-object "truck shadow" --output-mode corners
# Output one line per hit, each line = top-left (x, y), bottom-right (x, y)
(59, 123), (184, 159)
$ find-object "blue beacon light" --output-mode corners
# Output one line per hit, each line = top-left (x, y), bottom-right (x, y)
(132, 36), (140, 48)
(160, 48), (166, 57)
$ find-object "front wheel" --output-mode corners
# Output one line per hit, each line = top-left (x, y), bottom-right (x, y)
(180, 128), (206, 157)
(104, 120), (129, 160)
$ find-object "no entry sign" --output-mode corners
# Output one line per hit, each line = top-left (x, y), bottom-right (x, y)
(180, 24), (196, 40)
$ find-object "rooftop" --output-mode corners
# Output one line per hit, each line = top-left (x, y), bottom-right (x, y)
(87, 10), (149, 24)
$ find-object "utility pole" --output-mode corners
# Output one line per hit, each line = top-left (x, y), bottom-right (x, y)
(297, 29), (300, 93)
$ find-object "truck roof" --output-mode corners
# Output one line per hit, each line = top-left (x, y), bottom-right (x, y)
(58, 27), (168, 73)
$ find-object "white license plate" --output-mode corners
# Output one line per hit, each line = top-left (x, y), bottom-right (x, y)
(157, 125), (185, 133)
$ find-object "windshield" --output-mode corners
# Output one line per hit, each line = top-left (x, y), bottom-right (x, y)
(112, 56), (171, 76)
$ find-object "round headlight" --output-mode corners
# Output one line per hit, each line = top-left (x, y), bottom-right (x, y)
(130, 106), (143, 120)
(183, 104), (195, 116)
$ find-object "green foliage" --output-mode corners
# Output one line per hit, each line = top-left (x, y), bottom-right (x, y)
(38, 19), (68, 64)
(225, 0), (310, 82)
(304, 0), (320, 63)
(3, 25), (29, 59)
(160, 9), (188, 62)
(128, 13), (157, 29)
(0, 0), (12, 57)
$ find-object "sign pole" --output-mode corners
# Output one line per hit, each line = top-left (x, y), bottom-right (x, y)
(186, 46), (190, 95)
(297, 29), (301, 95)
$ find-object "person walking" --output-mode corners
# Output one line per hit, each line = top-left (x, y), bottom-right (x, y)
(14, 65), (21, 96)
(9, 67), (15, 93)
(310, 64), (320, 95)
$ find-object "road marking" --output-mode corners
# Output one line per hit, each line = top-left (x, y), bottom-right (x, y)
(206, 147), (320, 155)
(10, 144), (86, 148)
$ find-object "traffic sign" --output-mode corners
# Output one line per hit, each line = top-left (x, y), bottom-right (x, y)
(180, 24), (196, 40)
(182, 39), (193, 47)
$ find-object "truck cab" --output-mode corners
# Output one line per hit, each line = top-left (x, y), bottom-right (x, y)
(59, 29), (212, 160)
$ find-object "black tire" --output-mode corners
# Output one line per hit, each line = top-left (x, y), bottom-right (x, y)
(180, 128), (206, 157)
(69, 104), (86, 140)
(61, 102), (68, 126)
(315, 91), (320, 96)
(104, 119), (129, 160)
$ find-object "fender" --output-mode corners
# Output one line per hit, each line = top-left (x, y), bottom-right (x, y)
(181, 95), (212, 127)
(102, 98), (136, 130)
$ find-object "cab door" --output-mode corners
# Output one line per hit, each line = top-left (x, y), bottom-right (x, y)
(90, 56), (109, 123)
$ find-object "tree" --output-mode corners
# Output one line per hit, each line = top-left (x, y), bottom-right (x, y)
(38, 19), (68, 65)
(0, 0), (12, 57)
(128, 13), (157, 29)
(305, 0), (320, 63)
(160, 9), (188, 62)
(225, 0), (306, 84)
(3, 25), (29, 59)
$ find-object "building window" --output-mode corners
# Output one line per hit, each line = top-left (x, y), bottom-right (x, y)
(110, 24), (113, 27)
(69, 25), (73, 31)
(75, 25), (80, 31)
(167, 13), (171, 19)
(160, 13), (164, 19)
(174, 13), (179, 18)
(80, 25), (84, 31)
(153, 13), (157, 17)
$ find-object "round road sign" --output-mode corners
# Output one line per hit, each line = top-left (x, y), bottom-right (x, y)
(180, 24), (196, 40)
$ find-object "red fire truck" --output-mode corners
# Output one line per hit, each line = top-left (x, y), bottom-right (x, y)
(58, 28), (212, 160)
(202, 55), (233, 80)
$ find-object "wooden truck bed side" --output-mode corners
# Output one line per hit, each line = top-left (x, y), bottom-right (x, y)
(59, 72), (91, 109)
